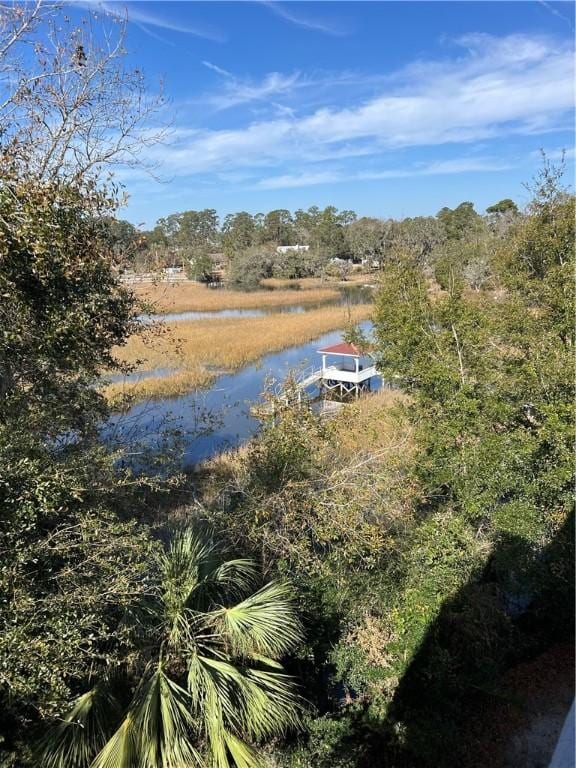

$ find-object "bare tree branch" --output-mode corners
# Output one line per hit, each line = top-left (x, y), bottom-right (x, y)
(0, 1), (169, 190)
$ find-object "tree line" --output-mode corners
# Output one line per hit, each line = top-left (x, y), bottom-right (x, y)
(112, 198), (520, 288)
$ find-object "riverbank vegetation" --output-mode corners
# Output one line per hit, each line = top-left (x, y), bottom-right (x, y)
(105, 304), (372, 402)
(0, 5), (573, 768)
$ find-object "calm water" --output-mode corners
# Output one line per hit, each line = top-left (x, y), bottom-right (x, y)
(104, 321), (377, 468)
(140, 305), (311, 323)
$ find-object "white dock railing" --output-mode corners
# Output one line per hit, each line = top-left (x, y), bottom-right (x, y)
(297, 366), (324, 388)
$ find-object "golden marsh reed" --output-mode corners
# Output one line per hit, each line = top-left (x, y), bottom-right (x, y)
(133, 281), (340, 313)
(104, 368), (214, 406)
(105, 303), (373, 403)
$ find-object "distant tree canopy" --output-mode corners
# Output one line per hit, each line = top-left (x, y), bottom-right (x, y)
(186, 250), (217, 283)
(436, 201), (483, 239)
(128, 195), (545, 291)
(226, 243), (277, 288)
(141, 205), (357, 264)
(94, 192), (540, 293)
(486, 197), (518, 215)
(262, 208), (295, 245)
(346, 217), (392, 263)
(222, 211), (257, 256)
(156, 209), (220, 251)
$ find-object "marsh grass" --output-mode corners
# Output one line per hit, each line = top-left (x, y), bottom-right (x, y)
(133, 281), (340, 313)
(105, 304), (372, 402)
(194, 388), (415, 517)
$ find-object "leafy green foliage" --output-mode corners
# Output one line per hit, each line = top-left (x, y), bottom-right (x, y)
(187, 250), (216, 283)
(227, 244), (277, 289)
(157, 209), (220, 251)
(247, 160), (574, 768)
(338, 161), (576, 765)
(280, 713), (361, 768)
(0, 168), (160, 765)
(0, 173), (139, 435)
(272, 248), (327, 280)
(436, 201), (483, 240)
(222, 212), (258, 257)
(2, 57), (573, 768)
(341, 323), (370, 351)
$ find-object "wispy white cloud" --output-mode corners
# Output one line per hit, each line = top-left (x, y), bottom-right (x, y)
(201, 64), (303, 111)
(264, 1), (349, 36)
(144, 33), (573, 182)
(195, 64), (397, 115)
(271, 102), (297, 119)
(257, 170), (341, 189)
(202, 61), (234, 79)
(536, 0), (574, 30)
(78, 2), (226, 42)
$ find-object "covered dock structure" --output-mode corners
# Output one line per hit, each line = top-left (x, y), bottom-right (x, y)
(295, 341), (380, 400)
(316, 341), (379, 398)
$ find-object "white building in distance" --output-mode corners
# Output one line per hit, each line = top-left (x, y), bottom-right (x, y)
(276, 245), (310, 254)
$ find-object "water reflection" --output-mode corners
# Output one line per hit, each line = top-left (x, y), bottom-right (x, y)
(139, 305), (309, 323)
(138, 286), (373, 325)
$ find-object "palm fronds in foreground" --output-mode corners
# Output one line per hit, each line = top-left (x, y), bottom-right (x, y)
(40, 528), (303, 768)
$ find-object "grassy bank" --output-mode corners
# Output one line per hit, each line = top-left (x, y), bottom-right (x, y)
(105, 303), (372, 403)
(260, 273), (374, 290)
(133, 281), (340, 313)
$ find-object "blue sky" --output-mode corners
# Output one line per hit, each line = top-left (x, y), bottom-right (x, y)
(71, 1), (574, 227)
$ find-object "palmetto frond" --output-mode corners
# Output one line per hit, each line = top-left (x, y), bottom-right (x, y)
(211, 581), (304, 659)
(206, 558), (260, 600)
(221, 731), (264, 768)
(39, 686), (119, 768)
(160, 529), (258, 639)
(187, 652), (302, 744)
(208, 727), (265, 768)
(88, 716), (137, 768)
(160, 528), (214, 613)
(91, 665), (203, 768)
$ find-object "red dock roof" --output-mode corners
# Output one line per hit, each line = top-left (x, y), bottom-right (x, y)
(317, 341), (362, 357)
